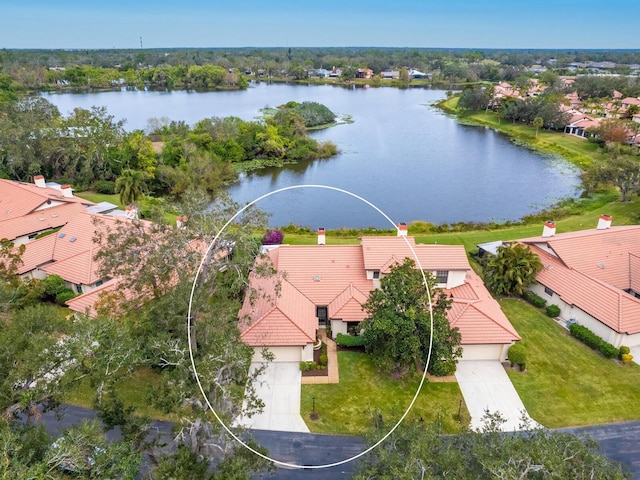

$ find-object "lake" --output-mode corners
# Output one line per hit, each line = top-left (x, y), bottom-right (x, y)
(42, 84), (581, 229)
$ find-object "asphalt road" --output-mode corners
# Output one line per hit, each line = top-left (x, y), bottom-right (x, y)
(35, 405), (640, 479)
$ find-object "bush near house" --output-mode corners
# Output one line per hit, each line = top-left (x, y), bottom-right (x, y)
(545, 304), (561, 318)
(569, 323), (620, 359)
(523, 290), (547, 308)
(335, 333), (365, 348)
(508, 342), (527, 370)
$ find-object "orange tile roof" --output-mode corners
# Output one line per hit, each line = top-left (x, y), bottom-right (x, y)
(238, 272), (317, 347)
(361, 237), (469, 272)
(65, 278), (122, 317)
(520, 226), (640, 334)
(446, 270), (520, 344)
(0, 202), (86, 241)
(18, 212), (139, 284)
(0, 179), (92, 221)
(240, 237), (519, 347)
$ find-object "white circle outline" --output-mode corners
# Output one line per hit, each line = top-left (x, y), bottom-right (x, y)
(187, 184), (434, 469)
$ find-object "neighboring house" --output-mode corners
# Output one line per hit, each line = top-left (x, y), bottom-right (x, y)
(15, 211), (129, 295)
(408, 69), (430, 79)
(381, 70), (400, 80)
(518, 216), (640, 349)
(238, 229), (520, 363)
(564, 113), (601, 138)
(355, 68), (374, 79)
(0, 176), (95, 245)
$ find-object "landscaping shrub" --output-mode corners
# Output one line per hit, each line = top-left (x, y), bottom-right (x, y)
(335, 333), (365, 348)
(92, 180), (116, 194)
(569, 323), (620, 359)
(319, 354), (328, 367)
(261, 229), (284, 245)
(621, 353), (634, 365)
(508, 342), (527, 370)
(619, 345), (631, 356)
(428, 358), (457, 377)
(522, 290), (547, 308)
(299, 361), (317, 371)
(545, 304), (561, 318)
(55, 290), (77, 305)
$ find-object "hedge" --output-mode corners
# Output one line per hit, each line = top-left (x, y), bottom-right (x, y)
(335, 333), (365, 348)
(523, 290), (546, 308)
(569, 323), (620, 359)
(508, 342), (527, 369)
(545, 304), (561, 318)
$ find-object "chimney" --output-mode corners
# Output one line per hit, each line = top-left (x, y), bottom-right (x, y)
(125, 205), (138, 220)
(317, 227), (326, 245)
(34, 175), (46, 188)
(542, 221), (556, 237)
(60, 184), (73, 198)
(597, 214), (612, 230)
(397, 222), (408, 237)
(176, 214), (188, 229)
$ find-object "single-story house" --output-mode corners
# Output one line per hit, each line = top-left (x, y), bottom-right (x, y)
(238, 228), (520, 363)
(518, 216), (640, 348)
(0, 176), (94, 245)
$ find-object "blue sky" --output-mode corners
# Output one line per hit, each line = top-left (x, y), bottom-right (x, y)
(1, 0), (638, 50)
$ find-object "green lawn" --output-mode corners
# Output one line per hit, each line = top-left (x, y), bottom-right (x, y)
(64, 366), (177, 422)
(301, 350), (469, 435)
(500, 298), (640, 428)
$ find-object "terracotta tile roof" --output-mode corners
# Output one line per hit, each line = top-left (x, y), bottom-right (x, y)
(361, 237), (469, 271)
(66, 278), (122, 317)
(238, 272), (317, 347)
(0, 179), (92, 222)
(240, 237), (519, 348)
(17, 212), (137, 283)
(446, 270), (520, 344)
(1, 202), (86, 241)
(520, 226), (640, 334)
(328, 283), (369, 321)
(274, 245), (372, 305)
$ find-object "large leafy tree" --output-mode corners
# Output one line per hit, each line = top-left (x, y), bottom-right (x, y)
(484, 243), (543, 296)
(360, 258), (462, 377)
(355, 413), (630, 479)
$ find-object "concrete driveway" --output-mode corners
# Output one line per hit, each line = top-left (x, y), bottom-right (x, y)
(234, 362), (310, 433)
(455, 360), (537, 432)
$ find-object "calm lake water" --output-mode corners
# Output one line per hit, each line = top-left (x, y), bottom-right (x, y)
(43, 84), (581, 229)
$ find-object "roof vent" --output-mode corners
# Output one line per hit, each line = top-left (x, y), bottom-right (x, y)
(313, 275), (321, 282)
(58, 233), (65, 238)
(70, 237), (77, 242)
(545, 265), (552, 270)
(598, 263), (605, 269)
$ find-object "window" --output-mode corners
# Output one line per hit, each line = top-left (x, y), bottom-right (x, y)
(347, 321), (360, 335)
(94, 280), (103, 287)
(435, 270), (449, 284)
(544, 286), (554, 297)
(373, 270), (380, 279)
(75, 284), (83, 294)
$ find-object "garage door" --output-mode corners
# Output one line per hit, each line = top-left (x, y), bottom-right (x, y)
(253, 346), (302, 362)
(461, 344), (503, 361)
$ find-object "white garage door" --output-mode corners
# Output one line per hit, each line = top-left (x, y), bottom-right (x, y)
(253, 346), (302, 362)
(461, 344), (503, 361)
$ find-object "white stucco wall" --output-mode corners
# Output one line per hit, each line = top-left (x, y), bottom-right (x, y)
(445, 270), (467, 289)
(330, 319), (347, 338)
(252, 346), (302, 362)
(530, 283), (640, 348)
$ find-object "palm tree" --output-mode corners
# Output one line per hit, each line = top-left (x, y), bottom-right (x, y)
(484, 243), (543, 296)
(533, 117), (544, 138)
(115, 169), (147, 206)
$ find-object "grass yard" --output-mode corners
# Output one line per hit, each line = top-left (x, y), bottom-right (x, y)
(301, 350), (469, 436)
(63, 366), (177, 422)
(500, 298), (640, 428)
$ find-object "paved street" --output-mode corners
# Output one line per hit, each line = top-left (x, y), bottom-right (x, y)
(34, 404), (640, 479)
